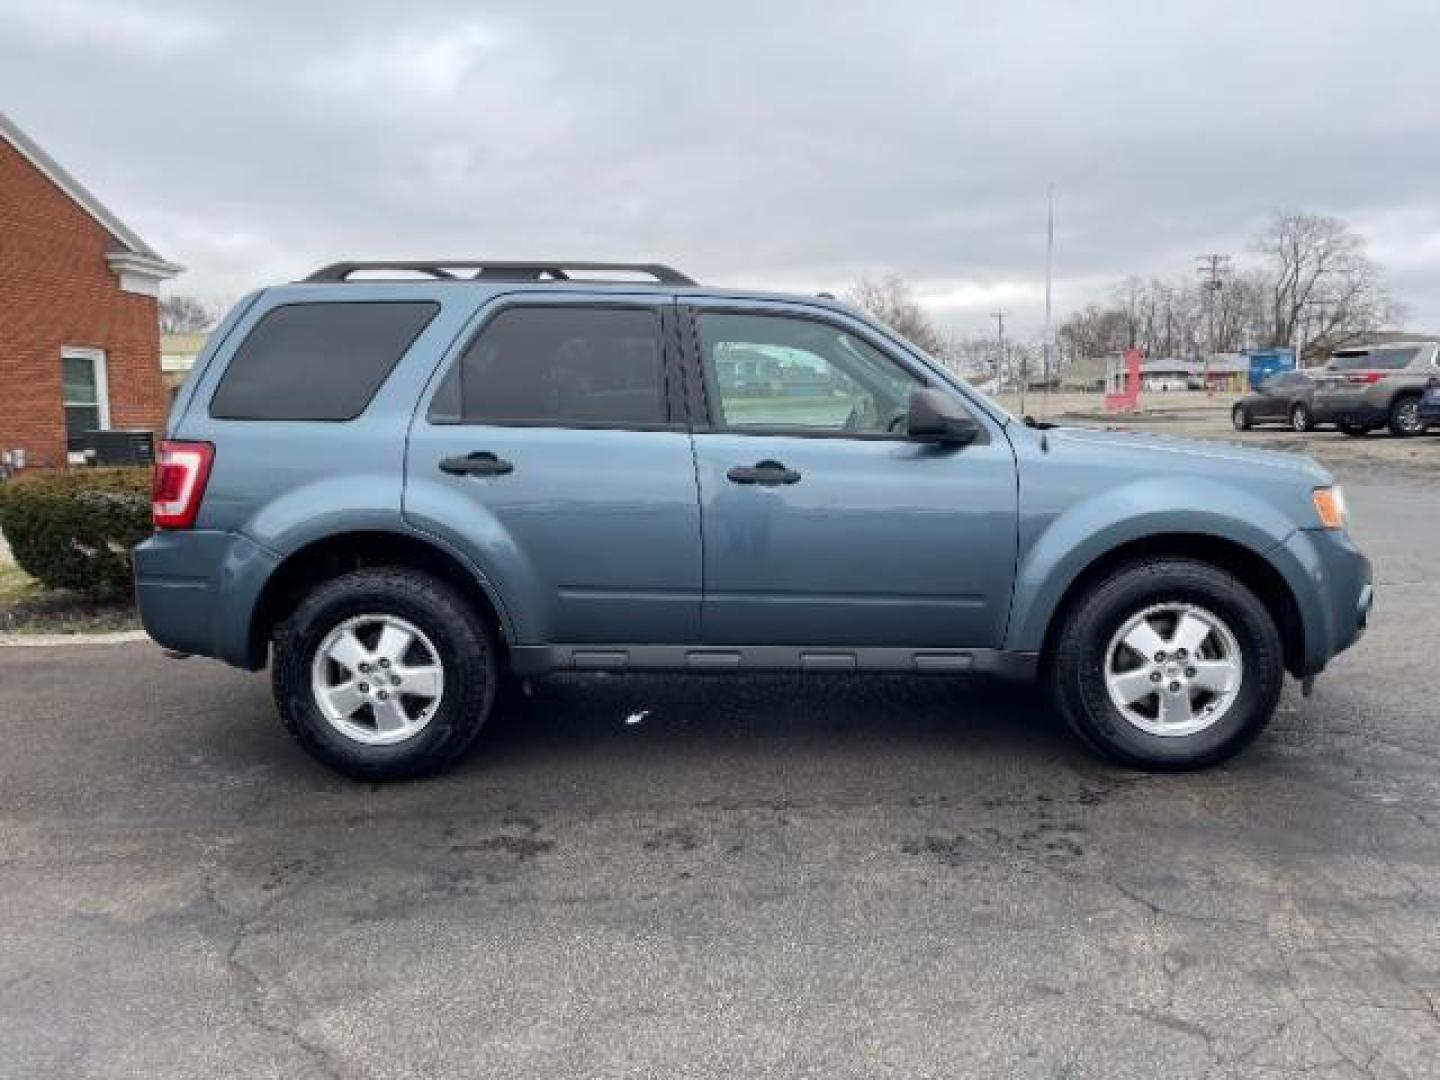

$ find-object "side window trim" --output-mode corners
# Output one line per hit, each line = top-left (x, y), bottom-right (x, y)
(679, 303), (989, 443)
(425, 298), (686, 432)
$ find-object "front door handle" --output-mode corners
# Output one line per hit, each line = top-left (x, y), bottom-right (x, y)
(726, 459), (801, 486)
(440, 451), (514, 477)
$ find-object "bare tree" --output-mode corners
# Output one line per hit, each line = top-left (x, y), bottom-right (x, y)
(158, 295), (218, 334)
(844, 274), (945, 355)
(1058, 210), (1401, 366)
(1058, 302), (1131, 362)
(1256, 211), (1394, 358)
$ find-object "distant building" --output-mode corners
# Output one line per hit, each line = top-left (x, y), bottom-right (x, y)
(0, 111), (181, 467)
(161, 332), (208, 396)
(1139, 356), (1249, 393)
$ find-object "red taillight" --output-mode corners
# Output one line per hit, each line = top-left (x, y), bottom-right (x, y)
(1345, 371), (1387, 385)
(152, 440), (214, 529)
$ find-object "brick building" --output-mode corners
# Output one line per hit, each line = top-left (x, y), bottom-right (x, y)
(1, 111), (180, 469)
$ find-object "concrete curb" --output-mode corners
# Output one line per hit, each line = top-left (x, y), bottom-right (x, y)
(0, 629), (151, 648)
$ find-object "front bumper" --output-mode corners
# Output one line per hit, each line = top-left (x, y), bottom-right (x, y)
(133, 530), (279, 668)
(1275, 527), (1373, 677)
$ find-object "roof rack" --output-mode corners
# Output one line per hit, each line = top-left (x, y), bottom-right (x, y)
(302, 260), (697, 286)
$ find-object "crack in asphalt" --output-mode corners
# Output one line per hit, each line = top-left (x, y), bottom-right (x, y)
(200, 863), (347, 1080)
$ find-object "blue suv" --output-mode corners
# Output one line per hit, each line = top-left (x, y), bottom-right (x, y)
(135, 260), (1373, 780)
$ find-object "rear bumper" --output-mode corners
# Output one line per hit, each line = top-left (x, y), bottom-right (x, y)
(1276, 527), (1373, 677)
(133, 530), (278, 668)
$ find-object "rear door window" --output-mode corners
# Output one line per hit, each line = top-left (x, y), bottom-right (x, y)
(431, 306), (668, 427)
(210, 301), (438, 420)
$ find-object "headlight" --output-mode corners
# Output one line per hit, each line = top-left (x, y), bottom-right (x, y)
(1312, 486), (1348, 530)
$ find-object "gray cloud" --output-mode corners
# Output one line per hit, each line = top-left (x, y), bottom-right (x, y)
(3, 0), (1438, 337)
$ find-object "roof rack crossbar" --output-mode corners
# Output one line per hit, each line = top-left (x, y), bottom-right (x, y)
(303, 261), (697, 286)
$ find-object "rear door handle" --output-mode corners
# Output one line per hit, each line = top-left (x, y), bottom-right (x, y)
(440, 451), (514, 477)
(726, 459), (801, 486)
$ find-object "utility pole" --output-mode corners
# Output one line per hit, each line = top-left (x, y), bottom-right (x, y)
(990, 310), (1008, 403)
(1196, 254), (1229, 394)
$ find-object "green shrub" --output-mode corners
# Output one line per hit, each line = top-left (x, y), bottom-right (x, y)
(0, 467), (152, 600)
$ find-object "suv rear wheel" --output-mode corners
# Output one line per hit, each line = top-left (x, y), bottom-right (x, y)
(1230, 404), (1252, 431)
(1290, 402), (1314, 432)
(272, 567), (496, 780)
(1388, 395), (1425, 437)
(1049, 558), (1284, 770)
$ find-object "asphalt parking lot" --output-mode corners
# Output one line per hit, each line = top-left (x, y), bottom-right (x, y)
(1, 462), (1437, 1079)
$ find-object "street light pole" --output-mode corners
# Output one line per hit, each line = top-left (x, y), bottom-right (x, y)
(1042, 184), (1055, 418)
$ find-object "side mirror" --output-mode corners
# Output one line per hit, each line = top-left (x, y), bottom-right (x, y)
(907, 387), (980, 445)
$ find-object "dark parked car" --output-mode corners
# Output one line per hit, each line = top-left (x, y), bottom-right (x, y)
(1231, 370), (1317, 432)
(1419, 378), (1440, 427)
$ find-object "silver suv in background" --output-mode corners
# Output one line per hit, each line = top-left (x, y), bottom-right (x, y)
(1312, 341), (1440, 436)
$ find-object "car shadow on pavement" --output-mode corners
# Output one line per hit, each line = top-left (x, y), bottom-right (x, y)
(447, 672), (1092, 781)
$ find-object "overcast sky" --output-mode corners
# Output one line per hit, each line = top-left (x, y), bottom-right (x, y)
(4, 0), (1439, 337)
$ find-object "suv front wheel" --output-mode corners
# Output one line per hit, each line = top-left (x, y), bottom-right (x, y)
(1049, 558), (1284, 770)
(272, 567), (496, 780)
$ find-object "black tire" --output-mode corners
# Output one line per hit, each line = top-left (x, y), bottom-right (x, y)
(272, 567), (496, 781)
(1231, 405), (1252, 431)
(1387, 395), (1424, 438)
(1339, 421), (1369, 437)
(1289, 402), (1314, 432)
(1048, 558), (1284, 771)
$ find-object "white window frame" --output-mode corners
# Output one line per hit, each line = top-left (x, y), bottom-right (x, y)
(60, 345), (111, 440)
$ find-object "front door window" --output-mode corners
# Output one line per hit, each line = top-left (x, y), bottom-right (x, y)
(695, 312), (921, 436)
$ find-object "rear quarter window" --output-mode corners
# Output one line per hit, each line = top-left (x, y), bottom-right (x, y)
(1327, 352), (1370, 372)
(1368, 348), (1420, 371)
(210, 301), (439, 420)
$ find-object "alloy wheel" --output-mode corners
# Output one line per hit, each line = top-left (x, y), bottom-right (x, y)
(1103, 603), (1244, 737)
(310, 614), (445, 745)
